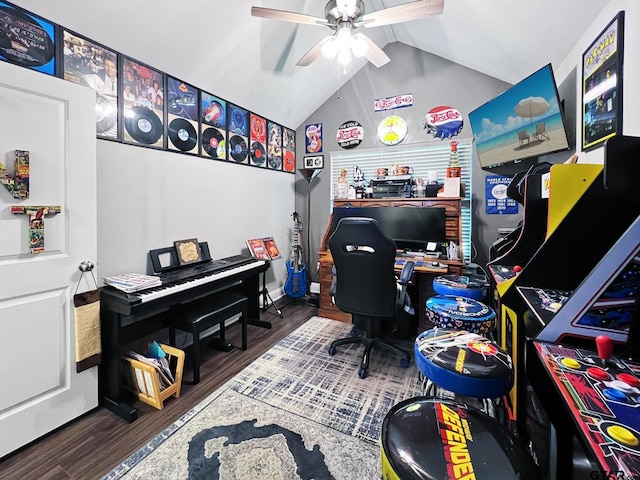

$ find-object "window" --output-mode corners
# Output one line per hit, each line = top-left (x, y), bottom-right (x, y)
(330, 140), (472, 261)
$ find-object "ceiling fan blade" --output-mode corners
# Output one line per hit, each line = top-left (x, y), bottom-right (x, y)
(251, 6), (328, 26)
(355, 33), (391, 68)
(362, 0), (444, 28)
(296, 36), (333, 67)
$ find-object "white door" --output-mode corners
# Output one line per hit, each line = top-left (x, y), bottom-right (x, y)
(0, 61), (98, 458)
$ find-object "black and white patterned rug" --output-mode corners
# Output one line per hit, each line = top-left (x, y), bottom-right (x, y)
(102, 316), (424, 479)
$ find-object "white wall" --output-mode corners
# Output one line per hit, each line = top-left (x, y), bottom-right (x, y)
(97, 140), (295, 296)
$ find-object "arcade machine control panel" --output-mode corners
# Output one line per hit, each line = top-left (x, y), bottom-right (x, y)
(532, 336), (640, 476)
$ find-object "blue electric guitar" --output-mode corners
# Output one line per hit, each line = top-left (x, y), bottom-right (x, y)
(284, 211), (308, 298)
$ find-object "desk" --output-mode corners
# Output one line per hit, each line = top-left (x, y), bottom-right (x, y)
(319, 197), (465, 330)
(318, 251), (455, 331)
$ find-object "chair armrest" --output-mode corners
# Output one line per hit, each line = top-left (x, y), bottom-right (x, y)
(398, 260), (415, 285)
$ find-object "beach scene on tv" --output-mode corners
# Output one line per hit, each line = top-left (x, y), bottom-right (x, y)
(469, 65), (569, 168)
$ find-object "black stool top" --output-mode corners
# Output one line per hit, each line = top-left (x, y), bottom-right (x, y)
(381, 397), (541, 480)
(179, 292), (247, 324)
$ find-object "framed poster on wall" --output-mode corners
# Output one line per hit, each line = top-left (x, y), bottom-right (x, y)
(62, 30), (119, 140)
(200, 91), (227, 161)
(582, 11), (624, 151)
(121, 57), (165, 149)
(267, 121), (282, 171)
(0, 2), (56, 76)
(283, 127), (296, 173)
(166, 76), (199, 155)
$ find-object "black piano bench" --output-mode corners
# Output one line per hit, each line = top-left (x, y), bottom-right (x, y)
(169, 292), (248, 384)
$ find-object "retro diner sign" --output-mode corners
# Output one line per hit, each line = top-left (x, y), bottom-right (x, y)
(374, 93), (413, 112)
(336, 120), (364, 149)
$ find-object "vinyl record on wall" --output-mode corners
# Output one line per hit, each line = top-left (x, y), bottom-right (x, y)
(202, 127), (226, 159)
(124, 105), (163, 145)
(229, 135), (248, 163)
(95, 93), (117, 135)
(250, 141), (266, 166)
(168, 117), (198, 152)
(283, 150), (295, 172)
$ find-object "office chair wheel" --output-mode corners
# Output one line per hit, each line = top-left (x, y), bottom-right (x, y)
(359, 367), (368, 379)
(400, 358), (410, 369)
(328, 346), (337, 355)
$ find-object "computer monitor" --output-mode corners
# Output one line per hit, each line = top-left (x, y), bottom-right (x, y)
(330, 206), (447, 251)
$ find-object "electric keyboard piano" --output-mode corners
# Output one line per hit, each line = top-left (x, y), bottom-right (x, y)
(100, 246), (270, 421)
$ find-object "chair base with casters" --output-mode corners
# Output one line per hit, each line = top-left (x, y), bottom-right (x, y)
(414, 328), (513, 418)
(381, 397), (542, 480)
(328, 314), (411, 379)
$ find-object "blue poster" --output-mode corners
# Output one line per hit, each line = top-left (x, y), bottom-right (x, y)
(486, 175), (518, 214)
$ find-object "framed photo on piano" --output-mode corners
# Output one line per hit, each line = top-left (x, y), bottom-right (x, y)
(174, 238), (203, 265)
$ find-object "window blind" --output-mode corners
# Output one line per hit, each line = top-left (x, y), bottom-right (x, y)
(329, 139), (472, 262)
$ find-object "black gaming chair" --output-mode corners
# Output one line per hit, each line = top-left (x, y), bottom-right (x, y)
(327, 217), (415, 379)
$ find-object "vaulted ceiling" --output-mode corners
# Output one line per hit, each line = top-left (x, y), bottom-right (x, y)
(14, 0), (609, 129)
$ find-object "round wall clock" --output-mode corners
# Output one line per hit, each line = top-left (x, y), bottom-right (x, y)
(377, 115), (407, 146)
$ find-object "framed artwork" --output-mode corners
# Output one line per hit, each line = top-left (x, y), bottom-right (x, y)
(249, 113), (267, 167)
(283, 127), (296, 173)
(304, 155), (324, 170)
(262, 237), (281, 260)
(63, 29), (119, 139)
(267, 121), (283, 171)
(246, 238), (270, 260)
(121, 56), (165, 149)
(174, 238), (202, 265)
(305, 123), (322, 153)
(200, 91), (227, 160)
(228, 103), (249, 164)
(0, 2), (56, 76)
(166, 76), (199, 154)
(582, 11), (624, 151)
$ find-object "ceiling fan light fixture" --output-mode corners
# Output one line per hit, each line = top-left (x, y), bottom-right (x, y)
(337, 48), (352, 66)
(351, 33), (369, 58)
(321, 36), (339, 59)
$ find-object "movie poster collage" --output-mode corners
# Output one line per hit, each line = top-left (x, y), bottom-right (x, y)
(0, 1), (295, 173)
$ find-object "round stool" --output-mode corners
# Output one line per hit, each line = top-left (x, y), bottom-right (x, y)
(414, 328), (513, 416)
(425, 295), (496, 335)
(433, 274), (487, 300)
(381, 397), (542, 480)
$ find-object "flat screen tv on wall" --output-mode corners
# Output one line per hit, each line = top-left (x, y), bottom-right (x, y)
(469, 64), (570, 170)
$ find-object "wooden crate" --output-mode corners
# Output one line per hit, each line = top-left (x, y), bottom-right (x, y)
(122, 344), (184, 410)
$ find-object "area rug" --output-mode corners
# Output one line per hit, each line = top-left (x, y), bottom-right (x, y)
(103, 316), (424, 479)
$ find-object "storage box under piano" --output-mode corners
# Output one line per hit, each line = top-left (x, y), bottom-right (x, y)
(122, 343), (184, 410)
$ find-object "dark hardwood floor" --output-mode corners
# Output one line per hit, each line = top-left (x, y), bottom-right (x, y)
(0, 301), (317, 480)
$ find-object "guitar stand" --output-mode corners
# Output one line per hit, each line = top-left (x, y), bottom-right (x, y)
(260, 270), (283, 318)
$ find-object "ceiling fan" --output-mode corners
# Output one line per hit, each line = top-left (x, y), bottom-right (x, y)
(251, 0), (444, 68)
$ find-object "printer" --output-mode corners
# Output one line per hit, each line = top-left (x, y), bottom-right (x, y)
(371, 175), (412, 198)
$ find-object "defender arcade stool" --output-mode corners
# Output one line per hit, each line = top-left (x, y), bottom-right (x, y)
(380, 397), (542, 480)
(414, 328), (513, 418)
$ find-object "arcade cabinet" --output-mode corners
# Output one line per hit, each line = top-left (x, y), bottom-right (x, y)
(506, 135), (640, 478)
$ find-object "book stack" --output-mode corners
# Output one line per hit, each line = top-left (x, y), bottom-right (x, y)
(103, 272), (162, 293)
